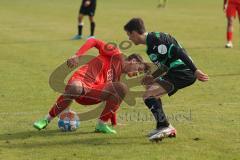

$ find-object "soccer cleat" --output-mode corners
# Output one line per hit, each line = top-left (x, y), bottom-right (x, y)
(148, 124), (176, 137)
(95, 123), (117, 134)
(225, 42), (233, 48)
(149, 124), (176, 142)
(33, 118), (49, 130)
(72, 35), (83, 40)
(147, 128), (161, 137)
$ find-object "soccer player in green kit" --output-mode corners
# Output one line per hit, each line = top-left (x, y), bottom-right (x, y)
(124, 18), (209, 142)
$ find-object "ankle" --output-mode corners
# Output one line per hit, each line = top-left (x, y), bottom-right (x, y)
(45, 114), (53, 122)
(98, 119), (106, 125)
(157, 121), (169, 129)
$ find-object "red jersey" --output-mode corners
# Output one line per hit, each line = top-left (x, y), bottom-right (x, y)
(228, 0), (240, 4)
(69, 38), (123, 87)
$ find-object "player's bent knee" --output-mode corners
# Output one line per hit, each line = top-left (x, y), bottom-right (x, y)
(142, 86), (160, 100)
(65, 81), (84, 97)
(142, 82), (173, 100)
(143, 91), (154, 100)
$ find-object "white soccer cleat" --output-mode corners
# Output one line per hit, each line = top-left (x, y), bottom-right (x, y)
(225, 42), (233, 48)
(149, 124), (176, 142)
(148, 128), (161, 137)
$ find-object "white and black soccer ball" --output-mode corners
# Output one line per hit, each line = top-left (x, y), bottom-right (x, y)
(58, 109), (80, 132)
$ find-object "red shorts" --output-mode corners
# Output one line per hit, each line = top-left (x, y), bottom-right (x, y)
(67, 74), (106, 106)
(226, 2), (240, 18)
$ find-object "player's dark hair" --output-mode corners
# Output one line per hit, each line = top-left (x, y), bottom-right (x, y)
(126, 53), (151, 74)
(124, 18), (146, 34)
(126, 53), (144, 62)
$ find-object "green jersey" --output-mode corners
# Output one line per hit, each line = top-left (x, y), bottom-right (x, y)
(146, 32), (197, 72)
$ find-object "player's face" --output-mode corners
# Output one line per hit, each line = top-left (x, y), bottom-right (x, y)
(126, 31), (141, 45)
(127, 59), (145, 77)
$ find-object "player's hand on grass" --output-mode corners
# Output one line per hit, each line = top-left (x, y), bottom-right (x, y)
(195, 69), (209, 82)
(67, 55), (79, 68)
(141, 75), (155, 85)
(84, 0), (91, 7)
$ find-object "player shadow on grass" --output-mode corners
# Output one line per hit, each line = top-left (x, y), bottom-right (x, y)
(0, 129), (95, 141)
(0, 135), (149, 149)
(0, 129), (150, 149)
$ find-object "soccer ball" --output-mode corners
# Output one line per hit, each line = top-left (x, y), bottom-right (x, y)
(58, 109), (80, 132)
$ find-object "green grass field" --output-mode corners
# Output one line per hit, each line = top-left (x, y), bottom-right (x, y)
(0, 0), (240, 159)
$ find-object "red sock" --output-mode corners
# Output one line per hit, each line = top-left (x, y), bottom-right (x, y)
(99, 100), (119, 123)
(227, 31), (233, 42)
(49, 95), (72, 118)
(111, 112), (117, 126)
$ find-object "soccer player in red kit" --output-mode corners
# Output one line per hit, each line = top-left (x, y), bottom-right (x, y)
(224, 0), (240, 48)
(33, 38), (149, 134)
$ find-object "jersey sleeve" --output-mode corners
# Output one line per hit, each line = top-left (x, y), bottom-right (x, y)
(75, 38), (120, 57)
(169, 45), (197, 72)
(75, 38), (105, 56)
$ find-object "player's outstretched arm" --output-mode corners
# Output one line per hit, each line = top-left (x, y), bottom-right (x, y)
(194, 69), (209, 82)
(76, 38), (103, 56)
(141, 75), (155, 85)
(67, 55), (79, 68)
(67, 38), (104, 68)
(169, 45), (209, 82)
